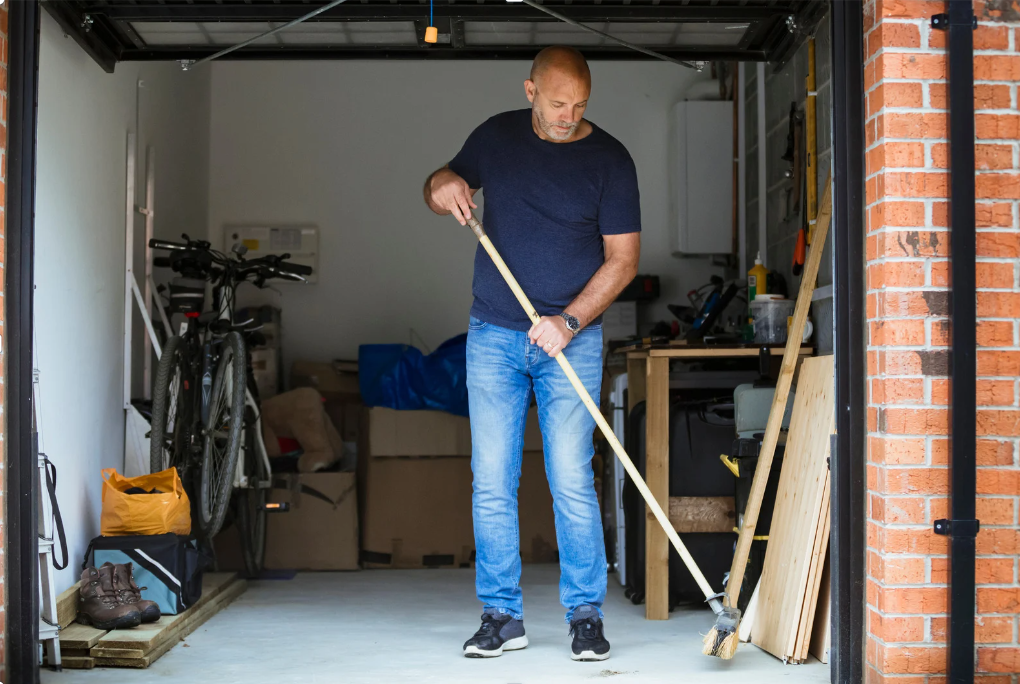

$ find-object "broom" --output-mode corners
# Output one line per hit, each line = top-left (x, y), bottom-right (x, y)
(462, 215), (726, 618)
(702, 176), (832, 659)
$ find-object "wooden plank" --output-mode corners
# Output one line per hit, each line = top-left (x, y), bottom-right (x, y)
(794, 483), (831, 662)
(644, 355), (670, 621)
(739, 577), (761, 643)
(45, 655), (94, 669)
(725, 177), (832, 611)
(94, 572), (238, 651)
(93, 578), (246, 668)
(58, 622), (107, 650)
(752, 355), (835, 661)
(665, 496), (736, 533)
(626, 355), (646, 416)
(810, 554), (832, 664)
(57, 582), (80, 628)
(648, 346), (813, 358)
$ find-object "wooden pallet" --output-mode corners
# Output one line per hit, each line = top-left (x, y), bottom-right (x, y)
(91, 573), (245, 668)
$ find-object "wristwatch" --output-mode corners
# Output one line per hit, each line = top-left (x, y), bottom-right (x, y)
(558, 312), (581, 336)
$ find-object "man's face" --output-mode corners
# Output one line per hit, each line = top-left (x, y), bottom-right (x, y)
(525, 70), (590, 141)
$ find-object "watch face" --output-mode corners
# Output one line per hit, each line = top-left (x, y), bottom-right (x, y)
(561, 313), (580, 332)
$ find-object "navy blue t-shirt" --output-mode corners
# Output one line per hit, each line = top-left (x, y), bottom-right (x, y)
(448, 109), (641, 331)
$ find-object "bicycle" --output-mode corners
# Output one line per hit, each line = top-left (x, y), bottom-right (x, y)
(148, 234), (311, 577)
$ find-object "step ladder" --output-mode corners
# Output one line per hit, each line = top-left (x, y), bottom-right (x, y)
(35, 370), (62, 670)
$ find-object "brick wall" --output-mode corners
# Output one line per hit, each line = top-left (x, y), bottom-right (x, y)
(864, 0), (1020, 681)
(0, 1), (8, 677)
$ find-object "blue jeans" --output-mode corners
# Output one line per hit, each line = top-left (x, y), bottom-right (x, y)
(466, 316), (606, 623)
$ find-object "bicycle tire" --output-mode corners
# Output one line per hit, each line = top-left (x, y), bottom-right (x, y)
(149, 335), (189, 475)
(199, 332), (247, 539)
(236, 402), (267, 579)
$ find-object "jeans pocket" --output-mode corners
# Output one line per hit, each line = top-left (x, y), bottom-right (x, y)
(468, 316), (488, 331)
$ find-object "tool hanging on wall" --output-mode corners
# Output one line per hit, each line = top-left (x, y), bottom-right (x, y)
(805, 38), (818, 244)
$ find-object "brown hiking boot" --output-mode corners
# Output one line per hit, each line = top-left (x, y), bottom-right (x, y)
(77, 565), (142, 630)
(109, 562), (161, 623)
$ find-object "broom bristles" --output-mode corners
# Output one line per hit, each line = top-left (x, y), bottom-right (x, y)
(702, 606), (741, 659)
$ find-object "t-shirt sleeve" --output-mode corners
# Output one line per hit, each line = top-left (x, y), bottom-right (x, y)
(447, 122), (487, 190)
(598, 150), (642, 235)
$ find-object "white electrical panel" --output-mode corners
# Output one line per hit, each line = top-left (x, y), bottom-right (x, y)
(670, 100), (735, 256)
(224, 225), (319, 284)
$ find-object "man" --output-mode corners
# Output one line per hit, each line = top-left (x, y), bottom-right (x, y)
(423, 46), (641, 662)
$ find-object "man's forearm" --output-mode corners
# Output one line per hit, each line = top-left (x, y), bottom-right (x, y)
(564, 256), (638, 330)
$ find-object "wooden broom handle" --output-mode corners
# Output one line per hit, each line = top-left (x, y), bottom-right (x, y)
(724, 175), (833, 609)
(466, 217), (724, 615)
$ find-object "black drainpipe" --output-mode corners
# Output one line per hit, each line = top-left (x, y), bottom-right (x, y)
(930, 4), (979, 683)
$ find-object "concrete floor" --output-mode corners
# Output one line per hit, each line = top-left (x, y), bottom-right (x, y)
(43, 564), (829, 684)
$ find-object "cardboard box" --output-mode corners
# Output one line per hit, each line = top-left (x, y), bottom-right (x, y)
(215, 472), (358, 571)
(360, 451), (557, 568)
(291, 360), (360, 401)
(362, 406), (543, 459)
(251, 348), (279, 399)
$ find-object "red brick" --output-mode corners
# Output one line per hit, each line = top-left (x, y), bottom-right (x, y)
(883, 142), (926, 169)
(874, 201), (927, 228)
(871, 611), (926, 642)
(930, 24), (1009, 50)
(870, 436), (927, 465)
(882, 408), (950, 435)
(882, 112), (947, 139)
(882, 525), (949, 554)
(977, 261), (1017, 288)
(933, 143), (1014, 170)
(879, 465), (949, 494)
(977, 467), (1020, 495)
(930, 83), (1013, 111)
(978, 588), (1020, 615)
(873, 495), (926, 524)
(977, 439), (1016, 466)
(977, 232), (1020, 258)
(876, 643), (948, 674)
(931, 557), (1017, 584)
(878, 350), (925, 375)
(977, 496), (1017, 525)
(882, 171), (948, 199)
(976, 528), (1020, 555)
(878, 0), (947, 20)
(975, 55), (1020, 81)
(977, 321), (1016, 347)
(877, 586), (948, 614)
(977, 379), (1017, 406)
(932, 616), (1015, 644)
(977, 174), (1020, 199)
(931, 438), (950, 465)
(978, 292), (1020, 317)
(878, 52), (947, 80)
(931, 260), (949, 287)
(977, 350), (1020, 376)
(871, 318), (926, 345)
(978, 410), (1020, 437)
(875, 554), (927, 584)
(876, 230), (949, 258)
(874, 22), (923, 52)
(977, 114), (1020, 140)
(873, 377), (926, 404)
(882, 82), (925, 112)
(978, 648), (1020, 674)
(931, 378), (949, 405)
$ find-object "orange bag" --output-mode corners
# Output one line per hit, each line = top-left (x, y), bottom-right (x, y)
(100, 467), (192, 536)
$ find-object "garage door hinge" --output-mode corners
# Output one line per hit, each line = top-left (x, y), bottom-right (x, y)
(933, 518), (980, 538)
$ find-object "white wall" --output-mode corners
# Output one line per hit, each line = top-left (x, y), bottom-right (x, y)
(208, 60), (723, 366)
(35, 12), (210, 591)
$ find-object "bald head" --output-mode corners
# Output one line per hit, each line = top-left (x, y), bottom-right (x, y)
(530, 46), (591, 87)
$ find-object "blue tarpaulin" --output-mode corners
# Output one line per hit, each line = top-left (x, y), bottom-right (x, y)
(358, 334), (469, 417)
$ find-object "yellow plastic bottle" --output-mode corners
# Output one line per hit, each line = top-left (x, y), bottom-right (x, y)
(747, 252), (769, 301)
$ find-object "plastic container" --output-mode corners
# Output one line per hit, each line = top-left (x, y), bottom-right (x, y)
(750, 294), (795, 344)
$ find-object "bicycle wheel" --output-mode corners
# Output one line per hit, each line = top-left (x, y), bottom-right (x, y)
(150, 335), (190, 475)
(199, 332), (246, 539)
(236, 401), (267, 579)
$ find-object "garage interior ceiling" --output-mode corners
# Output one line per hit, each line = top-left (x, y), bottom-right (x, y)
(42, 0), (826, 73)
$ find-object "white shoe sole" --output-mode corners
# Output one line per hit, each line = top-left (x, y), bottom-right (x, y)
(464, 635), (529, 658)
(571, 647), (611, 662)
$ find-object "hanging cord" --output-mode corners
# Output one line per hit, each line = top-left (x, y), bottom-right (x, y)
(42, 457), (69, 571)
(512, 0), (705, 71)
(182, 0), (350, 70)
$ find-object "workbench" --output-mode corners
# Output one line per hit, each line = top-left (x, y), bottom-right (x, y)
(621, 342), (813, 620)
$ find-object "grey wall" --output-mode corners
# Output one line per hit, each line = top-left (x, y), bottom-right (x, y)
(35, 12), (211, 591)
(207, 60), (722, 366)
(744, 13), (832, 350)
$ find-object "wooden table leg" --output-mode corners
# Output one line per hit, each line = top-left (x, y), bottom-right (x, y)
(645, 356), (670, 620)
(626, 355), (647, 414)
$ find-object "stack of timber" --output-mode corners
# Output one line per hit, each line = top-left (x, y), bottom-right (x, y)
(48, 573), (245, 669)
(751, 355), (834, 663)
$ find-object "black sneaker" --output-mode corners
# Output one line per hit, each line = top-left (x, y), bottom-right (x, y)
(569, 605), (611, 661)
(463, 610), (528, 658)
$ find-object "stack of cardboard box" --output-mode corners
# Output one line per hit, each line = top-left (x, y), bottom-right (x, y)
(358, 405), (557, 569)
